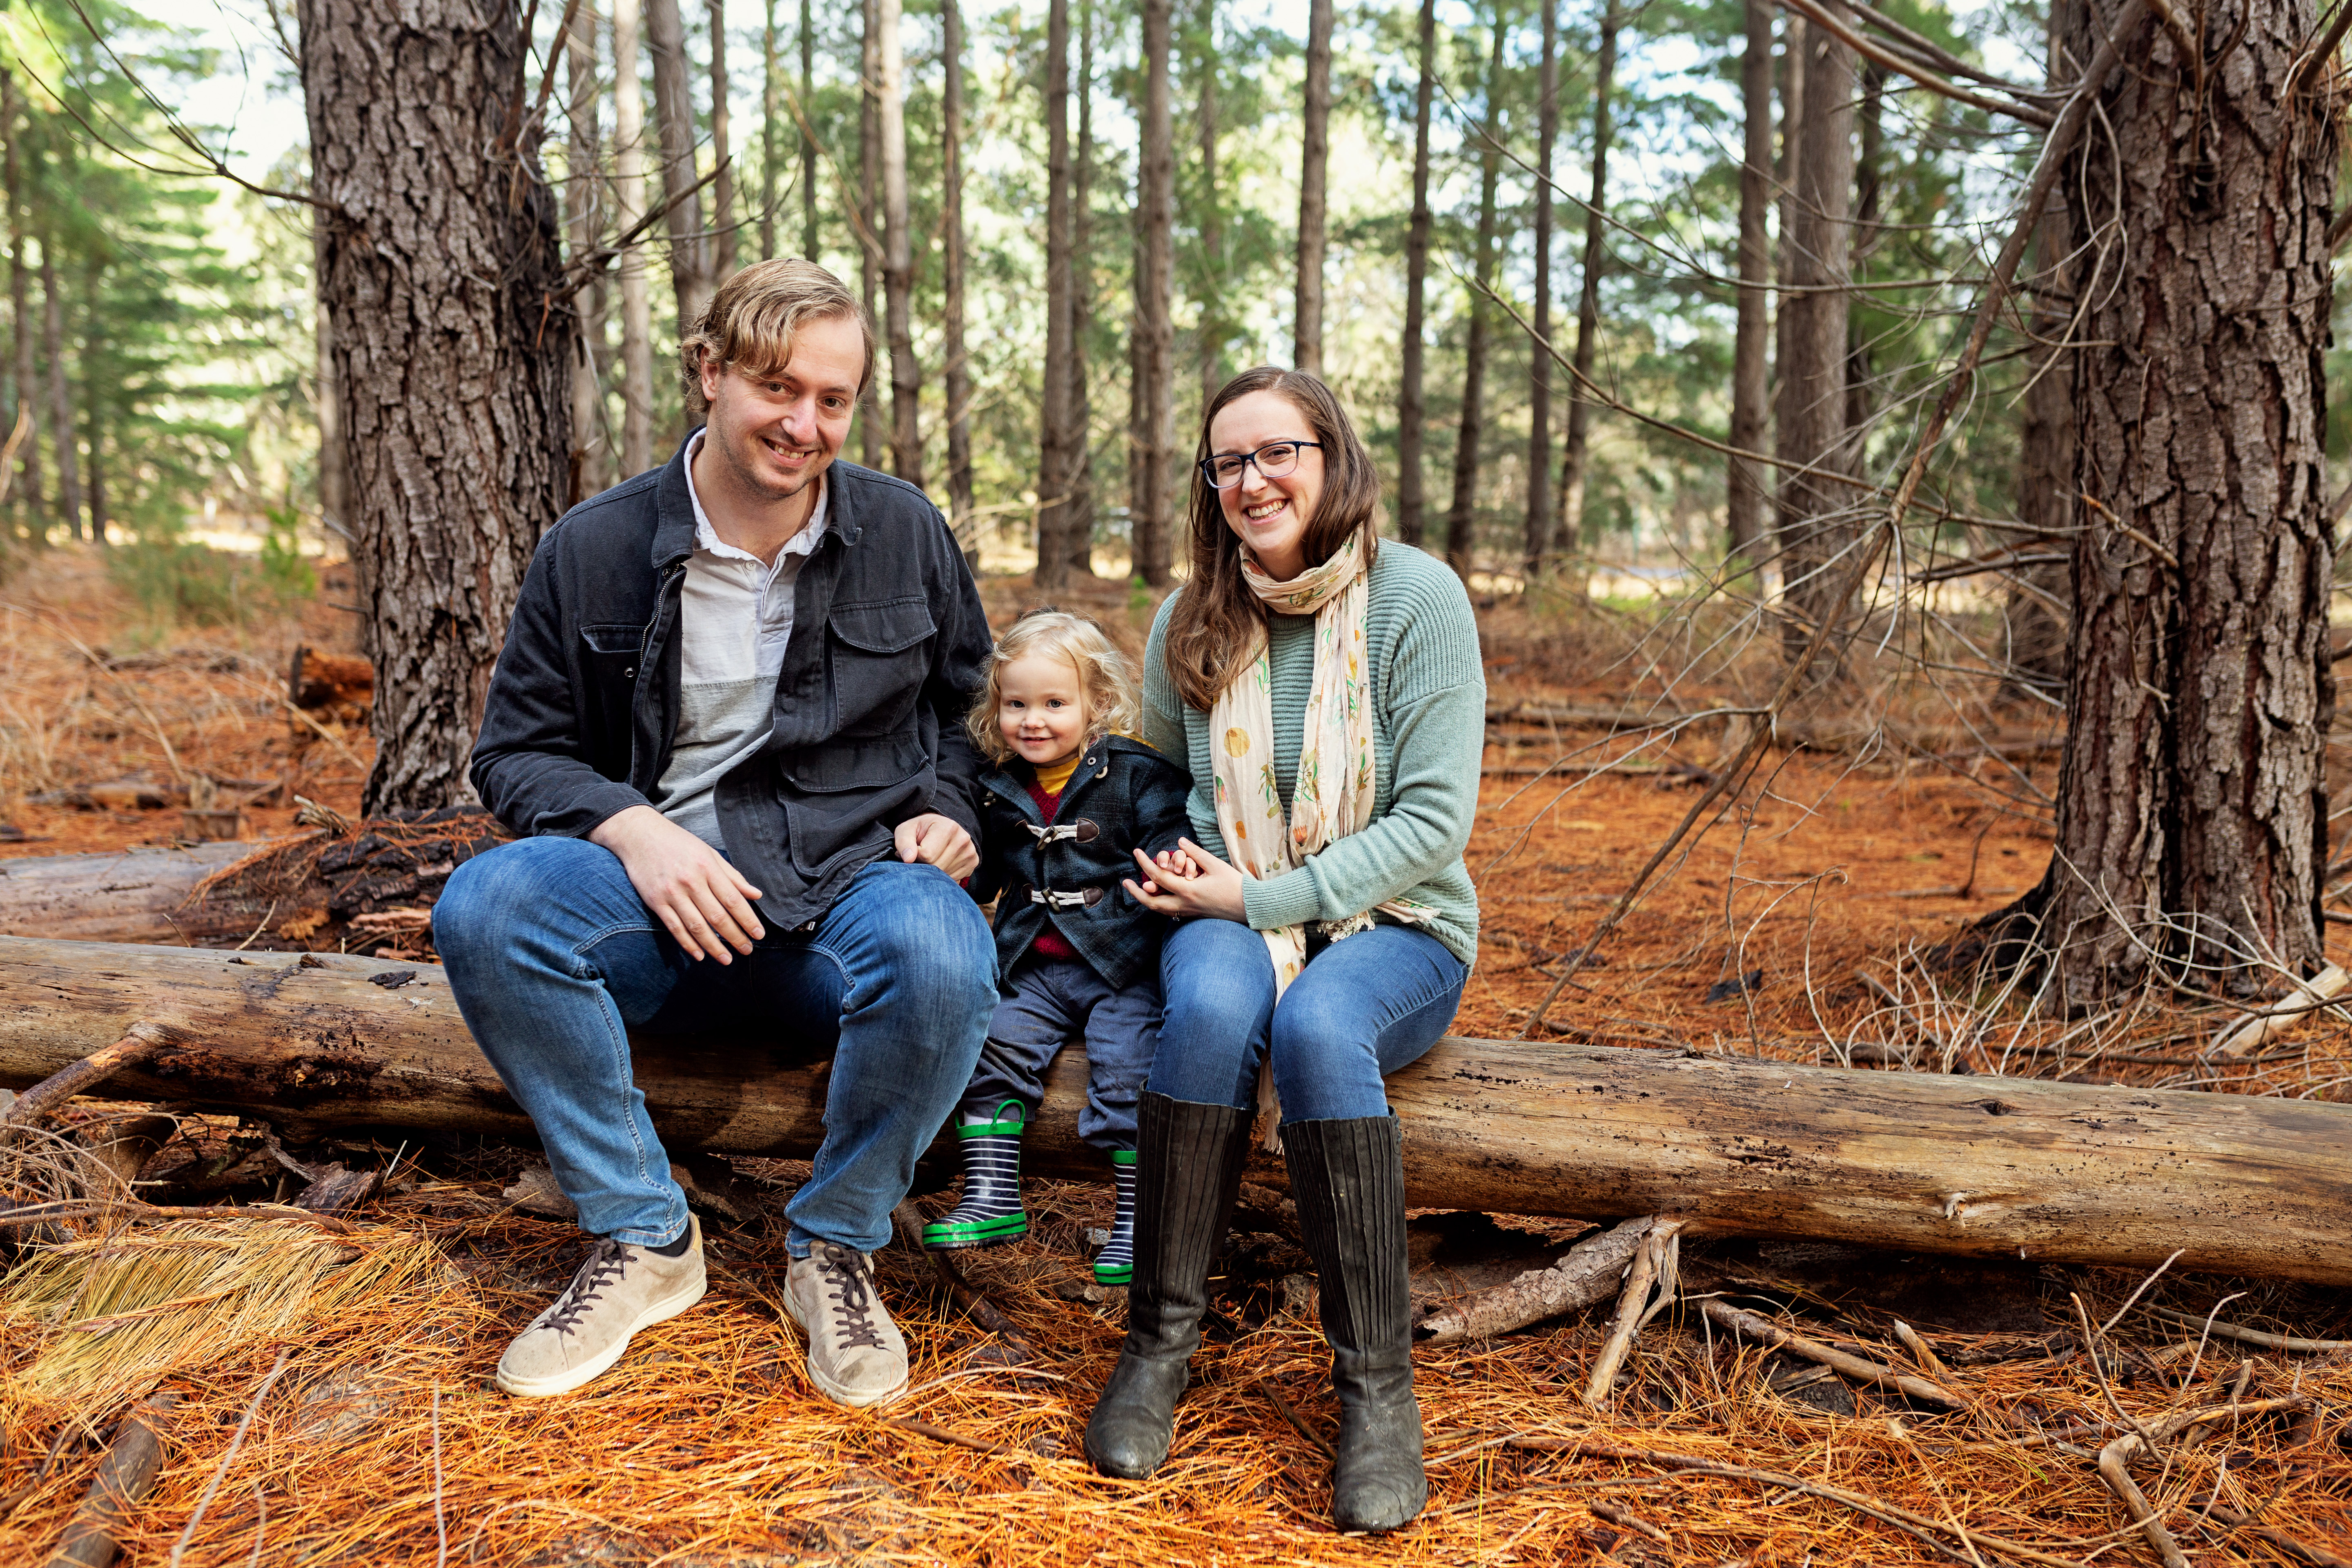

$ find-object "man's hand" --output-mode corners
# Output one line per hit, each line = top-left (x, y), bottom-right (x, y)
(590, 805), (764, 963)
(895, 812), (979, 882)
(1124, 837), (1248, 922)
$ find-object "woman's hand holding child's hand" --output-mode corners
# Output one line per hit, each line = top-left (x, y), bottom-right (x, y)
(1124, 837), (1248, 922)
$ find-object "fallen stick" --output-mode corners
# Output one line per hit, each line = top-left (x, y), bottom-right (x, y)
(1700, 1299), (1962, 1408)
(2095, 1397), (2310, 1568)
(1419, 1216), (1654, 1343)
(2210, 964), (2350, 1058)
(8, 937), (2352, 1281)
(1581, 1219), (1680, 1408)
(2193, 1495), (2352, 1568)
(890, 1202), (1036, 1360)
(2144, 1306), (2352, 1353)
(5, 1023), (178, 1132)
(46, 1389), (182, 1568)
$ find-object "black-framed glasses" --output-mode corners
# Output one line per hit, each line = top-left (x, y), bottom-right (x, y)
(1199, 440), (1323, 490)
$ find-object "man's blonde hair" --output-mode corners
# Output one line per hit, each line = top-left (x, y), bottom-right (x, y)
(965, 608), (1143, 766)
(679, 259), (877, 417)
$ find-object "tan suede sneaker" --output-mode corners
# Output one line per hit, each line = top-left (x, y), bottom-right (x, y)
(783, 1242), (909, 1408)
(495, 1217), (708, 1397)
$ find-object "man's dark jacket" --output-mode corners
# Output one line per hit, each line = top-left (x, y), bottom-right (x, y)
(470, 440), (993, 931)
(970, 737), (1192, 991)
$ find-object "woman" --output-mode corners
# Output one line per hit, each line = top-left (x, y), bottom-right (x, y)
(1085, 367), (1484, 1532)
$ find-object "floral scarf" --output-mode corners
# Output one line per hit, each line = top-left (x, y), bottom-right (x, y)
(1206, 532), (1435, 1145)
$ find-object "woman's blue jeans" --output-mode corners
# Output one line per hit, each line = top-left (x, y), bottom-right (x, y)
(1147, 918), (1468, 1120)
(434, 835), (996, 1256)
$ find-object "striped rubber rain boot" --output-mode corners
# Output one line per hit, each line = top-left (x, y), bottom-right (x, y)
(922, 1099), (1029, 1250)
(1093, 1148), (1138, 1285)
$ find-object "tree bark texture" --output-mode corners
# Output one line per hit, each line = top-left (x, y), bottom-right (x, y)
(1443, 12), (1507, 579)
(878, 0), (922, 486)
(1293, 0), (1332, 374)
(799, 0), (816, 259)
(708, 0), (737, 279)
(4, 74), (44, 529)
(1065, 2), (1097, 579)
(1842, 62), (1883, 439)
(941, 0), (976, 562)
(312, 215), (348, 539)
(646, 0), (712, 348)
(80, 257), (105, 543)
(858, 0), (883, 469)
(566, 7), (609, 503)
(1726, 0), (1773, 567)
(1195, 0), (1223, 412)
(2011, 0), (2336, 1002)
(1034, 0), (1077, 592)
(8, 935), (2352, 1284)
(1129, 0), (1176, 586)
(761, 0), (778, 261)
(0, 842), (276, 944)
(1396, 0), (1435, 549)
(2007, 0), (2080, 697)
(1522, 0), (1559, 574)
(39, 236), (80, 540)
(1552, 0), (1618, 558)
(1771, 8), (1854, 656)
(299, 0), (574, 815)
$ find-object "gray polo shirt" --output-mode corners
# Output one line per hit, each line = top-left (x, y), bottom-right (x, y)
(653, 432), (831, 849)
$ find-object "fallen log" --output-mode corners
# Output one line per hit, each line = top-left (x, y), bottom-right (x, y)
(2, 935), (2350, 1283)
(0, 841), (279, 943)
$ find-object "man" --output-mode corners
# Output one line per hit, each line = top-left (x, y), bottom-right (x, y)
(434, 260), (997, 1408)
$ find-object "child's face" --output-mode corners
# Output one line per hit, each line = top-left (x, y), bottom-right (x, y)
(997, 653), (1090, 768)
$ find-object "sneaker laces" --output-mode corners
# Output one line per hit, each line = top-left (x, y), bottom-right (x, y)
(541, 1238), (632, 1337)
(816, 1245), (889, 1351)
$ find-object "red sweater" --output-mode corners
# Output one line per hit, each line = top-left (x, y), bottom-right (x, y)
(1024, 774), (1078, 960)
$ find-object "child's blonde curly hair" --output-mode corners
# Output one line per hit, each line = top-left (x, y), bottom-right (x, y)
(965, 608), (1143, 766)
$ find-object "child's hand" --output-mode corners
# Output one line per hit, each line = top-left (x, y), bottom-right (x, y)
(1125, 839), (1247, 922)
(1153, 846), (1204, 881)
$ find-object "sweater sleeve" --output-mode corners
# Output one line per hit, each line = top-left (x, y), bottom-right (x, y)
(1240, 561), (1485, 931)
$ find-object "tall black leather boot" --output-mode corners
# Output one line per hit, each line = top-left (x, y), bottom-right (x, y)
(1284, 1113), (1426, 1532)
(1082, 1091), (1252, 1479)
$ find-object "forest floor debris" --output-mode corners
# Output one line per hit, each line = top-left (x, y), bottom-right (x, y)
(0, 547), (2349, 1562)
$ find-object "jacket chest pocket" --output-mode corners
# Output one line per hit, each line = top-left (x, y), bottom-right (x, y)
(827, 597), (935, 736)
(579, 623), (645, 767)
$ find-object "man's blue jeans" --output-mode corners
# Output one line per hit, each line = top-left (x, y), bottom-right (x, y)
(1147, 918), (1468, 1119)
(433, 835), (995, 1256)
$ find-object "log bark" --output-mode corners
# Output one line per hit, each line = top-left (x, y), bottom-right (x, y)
(0, 842), (277, 944)
(5, 936), (2352, 1283)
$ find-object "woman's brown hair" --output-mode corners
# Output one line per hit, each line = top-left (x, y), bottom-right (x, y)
(1160, 367), (1381, 711)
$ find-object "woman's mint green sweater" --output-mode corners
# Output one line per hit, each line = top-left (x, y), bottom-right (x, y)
(1141, 540), (1486, 965)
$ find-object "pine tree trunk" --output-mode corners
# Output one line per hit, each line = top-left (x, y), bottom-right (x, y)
(312, 217), (347, 536)
(1129, 0), (1176, 586)
(708, 0), (736, 279)
(878, 0), (922, 486)
(1999, 0), (2335, 1003)
(1726, 0), (1773, 567)
(1770, 11), (1803, 588)
(38, 236), (78, 540)
(1396, 0), (1434, 549)
(941, 0), (976, 565)
(3, 73), (43, 531)
(1195, 0), (1222, 411)
(1293, 0), (1332, 374)
(566, 8), (608, 503)
(79, 258), (103, 545)
(1842, 62), (1882, 439)
(761, 0), (778, 262)
(2007, 1), (2078, 697)
(1552, 0), (1618, 558)
(646, 0), (712, 351)
(614, 0), (657, 476)
(1065, 2), (1096, 579)
(858, 0), (883, 468)
(299, 0), (575, 814)
(799, 0), (817, 259)
(1771, 10), (1853, 656)
(1443, 13), (1506, 579)
(1034, 0), (1076, 592)
(1522, 0), (1558, 574)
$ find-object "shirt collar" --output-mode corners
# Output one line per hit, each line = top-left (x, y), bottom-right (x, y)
(682, 429), (829, 568)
